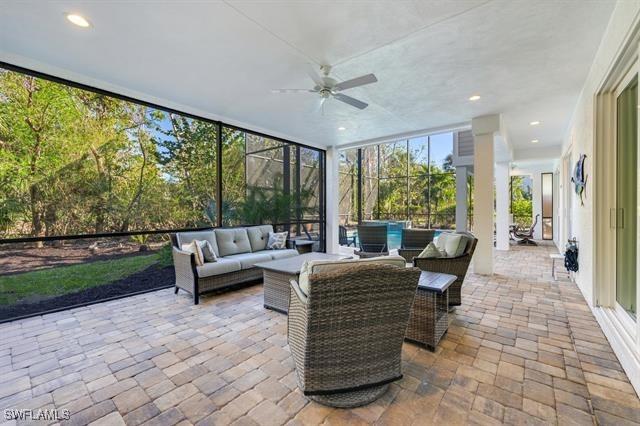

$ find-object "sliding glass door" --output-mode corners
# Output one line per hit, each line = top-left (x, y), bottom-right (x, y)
(616, 74), (638, 318)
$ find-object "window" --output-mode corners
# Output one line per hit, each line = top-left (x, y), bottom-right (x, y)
(0, 64), (326, 321)
(510, 175), (533, 228)
(337, 131), (465, 233)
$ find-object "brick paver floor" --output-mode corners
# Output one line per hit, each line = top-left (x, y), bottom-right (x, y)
(1, 245), (638, 425)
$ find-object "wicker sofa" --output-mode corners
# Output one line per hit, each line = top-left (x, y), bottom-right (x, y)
(413, 231), (477, 306)
(288, 256), (420, 407)
(172, 225), (299, 304)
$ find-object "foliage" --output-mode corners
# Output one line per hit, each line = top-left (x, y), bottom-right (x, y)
(339, 139), (460, 228)
(0, 68), (321, 240)
(511, 175), (533, 226)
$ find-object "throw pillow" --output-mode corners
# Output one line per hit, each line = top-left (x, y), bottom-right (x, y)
(418, 242), (443, 258)
(267, 232), (288, 250)
(182, 241), (205, 266)
(435, 233), (449, 252)
(443, 234), (464, 257)
(197, 240), (217, 262)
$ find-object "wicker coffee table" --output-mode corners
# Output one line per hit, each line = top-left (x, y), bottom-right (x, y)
(405, 271), (456, 350)
(255, 252), (348, 313)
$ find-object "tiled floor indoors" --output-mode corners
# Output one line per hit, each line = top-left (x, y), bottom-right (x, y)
(1, 245), (639, 426)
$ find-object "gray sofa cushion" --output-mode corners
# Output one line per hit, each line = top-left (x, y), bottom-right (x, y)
(267, 249), (299, 260)
(224, 252), (272, 269)
(176, 230), (219, 257)
(196, 259), (241, 278)
(215, 228), (252, 257)
(246, 225), (274, 252)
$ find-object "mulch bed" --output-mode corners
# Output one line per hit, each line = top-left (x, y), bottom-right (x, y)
(0, 264), (175, 322)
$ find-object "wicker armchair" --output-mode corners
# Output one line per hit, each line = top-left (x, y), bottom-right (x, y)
(354, 224), (388, 258)
(288, 263), (420, 407)
(413, 232), (477, 306)
(398, 229), (436, 262)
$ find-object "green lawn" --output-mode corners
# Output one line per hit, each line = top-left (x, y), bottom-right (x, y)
(0, 247), (172, 305)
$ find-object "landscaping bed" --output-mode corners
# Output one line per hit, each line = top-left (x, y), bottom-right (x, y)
(0, 263), (174, 322)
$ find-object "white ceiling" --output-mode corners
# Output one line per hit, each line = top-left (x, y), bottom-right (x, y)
(0, 0), (615, 155)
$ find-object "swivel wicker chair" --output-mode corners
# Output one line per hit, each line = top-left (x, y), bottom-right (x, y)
(288, 258), (420, 407)
(413, 231), (477, 307)
(354, 224), (388, 258)
(398, 228), (436, 262)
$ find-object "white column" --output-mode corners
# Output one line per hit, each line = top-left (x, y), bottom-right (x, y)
(495, 162), (510, 251)
(472, 115), (501, 275)
(455, 166), (468, 232)
(325, 146), (340, 254)
(531, 171), (542, 240)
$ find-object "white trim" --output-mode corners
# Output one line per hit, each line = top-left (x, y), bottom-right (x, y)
(593, 306), (640, 397)
(337, 121), (471, 151)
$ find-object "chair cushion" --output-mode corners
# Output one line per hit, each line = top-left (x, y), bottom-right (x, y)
(267, 249), (299, 260)
(418, 242), (444, 259)
(298, 255), (406, 296)
(224, 252), (272, 269)
(246, 225), (274, 252)
(196, 259), (241, 278)
(215, 228), (252, 257)
(176, 230), (219, 257)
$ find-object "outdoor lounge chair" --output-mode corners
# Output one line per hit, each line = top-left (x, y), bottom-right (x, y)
(339, 225), (356, 247)
(354, 224), (388, 258)
(398, 228), (436, 262)
(288, 256), (420, 407)
(413, 231), (477, 307)
(512, 214), (539, 246)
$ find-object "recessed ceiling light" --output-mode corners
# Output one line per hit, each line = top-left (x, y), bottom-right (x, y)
(66, 13), (91, 28)
(529, 121), (540, 126)
(468, 95), (481, 101)
(338, 126), (346, 131)
(531, 139), (539, 143)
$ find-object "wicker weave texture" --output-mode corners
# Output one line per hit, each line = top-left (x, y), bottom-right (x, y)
(406, 288), (449, 350)
(413, 232), (477, 306)
(263, 269), (295, 313)
(287, 264), (420, 405)
(401, 229), (435, 249)
(172, 246), (262, 303)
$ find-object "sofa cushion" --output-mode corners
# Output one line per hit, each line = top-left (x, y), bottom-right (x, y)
(196, 259), (241, 278)
(224, 252), (272, 269)
(298, 255), (406, 296)
(215, 228), (252, 257)
(266, 249), (298, 260)
(177, 230), (219, 257)
(246, 225), (274, 252)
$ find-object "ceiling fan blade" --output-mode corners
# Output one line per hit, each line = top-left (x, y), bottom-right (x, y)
(333, 93), (368, 110)
(334, 73), (378, 91)
(305, 63), (324, 87)
(271, 89), (316, 94)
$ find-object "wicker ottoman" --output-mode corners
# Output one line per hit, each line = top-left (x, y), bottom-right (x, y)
(405, 271), (456, 351)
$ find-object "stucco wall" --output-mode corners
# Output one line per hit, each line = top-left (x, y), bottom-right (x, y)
(561, 0), (640, 306)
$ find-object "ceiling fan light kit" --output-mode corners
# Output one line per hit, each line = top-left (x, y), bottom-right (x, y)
(273, 64), (378, 110)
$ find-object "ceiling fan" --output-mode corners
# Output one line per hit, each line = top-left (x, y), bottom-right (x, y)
(272, 64), (377, 111)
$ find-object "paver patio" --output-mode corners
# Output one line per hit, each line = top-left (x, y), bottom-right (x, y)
(1, 245), (638, 425)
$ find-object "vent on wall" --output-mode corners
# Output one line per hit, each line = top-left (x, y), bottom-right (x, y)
(457, 130), (474, 157)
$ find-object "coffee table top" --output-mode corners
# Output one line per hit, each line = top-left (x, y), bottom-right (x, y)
(254, 252), (349, 275)
(418, 271), (456, 294)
